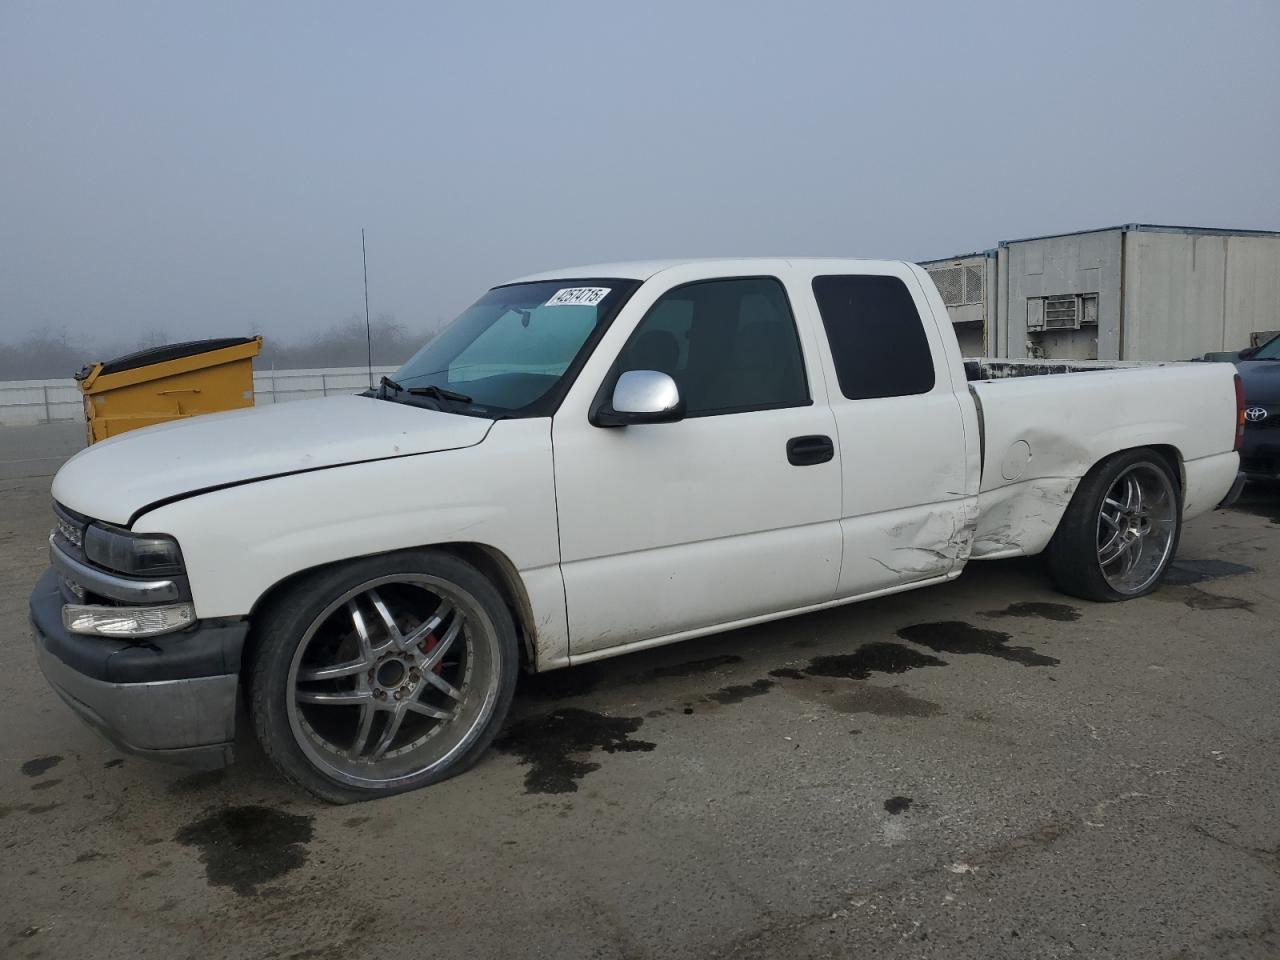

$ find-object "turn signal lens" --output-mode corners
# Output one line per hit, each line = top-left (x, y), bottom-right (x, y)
(62, 602), (195, 637)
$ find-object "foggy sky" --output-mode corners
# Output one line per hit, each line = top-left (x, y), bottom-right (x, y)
(2, 0), (1278, 345)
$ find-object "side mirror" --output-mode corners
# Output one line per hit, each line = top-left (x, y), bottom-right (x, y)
(593, 370), (685, 427)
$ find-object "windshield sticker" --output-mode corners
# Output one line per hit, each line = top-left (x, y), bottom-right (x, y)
(544, 287), (611, 308)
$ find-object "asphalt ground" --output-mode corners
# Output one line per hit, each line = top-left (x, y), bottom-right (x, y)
(1, 466), (1277, 960)
(0, 422), (85, 480)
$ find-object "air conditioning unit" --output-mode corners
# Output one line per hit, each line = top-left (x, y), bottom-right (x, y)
(1027, 294), (1099, 332)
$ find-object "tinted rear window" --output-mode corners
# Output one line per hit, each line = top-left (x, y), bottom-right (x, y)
(811, 275), (935, 400)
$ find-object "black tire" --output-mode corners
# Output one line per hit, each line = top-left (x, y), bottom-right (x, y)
(247, 549), (519, 804)
(1046, 448), (1182, 602)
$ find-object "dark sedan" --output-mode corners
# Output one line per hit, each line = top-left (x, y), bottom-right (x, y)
(1237, 334), (1280, 479)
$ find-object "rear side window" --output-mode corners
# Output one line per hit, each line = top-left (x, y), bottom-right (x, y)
(811, 275), (936, 400)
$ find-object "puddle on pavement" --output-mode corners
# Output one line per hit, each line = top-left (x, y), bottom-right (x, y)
(757, 642), (947, 717)
(803, 642), (947, 680)
(493, 708), (656, 795)
(1179, 588), (1254, 612)
(1164, 558), (1253, 586)
(174, 806), (314, 896)
(517, 654), (745, 703)
(898, 621), (1059, 667)
(787, 681), (942, 717)
(768, 667), (807, 680)
(20, 756), (62, 777)
(517, 664), (608, 701)
(1, 802), (63, 818)
(981, 601), (1080, 622)
(632, 654), (744, 682)
(706, 679), (774, 704)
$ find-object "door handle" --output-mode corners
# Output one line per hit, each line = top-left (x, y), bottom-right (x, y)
(786, 434), (834, 466)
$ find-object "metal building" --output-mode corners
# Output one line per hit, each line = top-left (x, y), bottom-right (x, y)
(922, 224), (1280, 360)
(917, 251), (997, 357)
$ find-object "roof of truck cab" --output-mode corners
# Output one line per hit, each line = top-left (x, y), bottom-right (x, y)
(504, 257), (913, 284)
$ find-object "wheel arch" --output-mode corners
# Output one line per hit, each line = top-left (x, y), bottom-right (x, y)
(1070, 442), (1184, 506)
(242, 541), (540, 678)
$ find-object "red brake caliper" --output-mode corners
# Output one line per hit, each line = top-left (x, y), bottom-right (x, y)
(420, 632), (445, 675)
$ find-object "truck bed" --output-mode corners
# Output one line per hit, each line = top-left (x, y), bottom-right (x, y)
(962, 358), (1239, 560)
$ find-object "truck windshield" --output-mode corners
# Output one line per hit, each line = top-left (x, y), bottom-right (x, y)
(391, 279), (639, 417)
(1253, 335), (1280, 360)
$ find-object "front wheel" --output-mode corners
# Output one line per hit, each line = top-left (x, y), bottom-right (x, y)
(248, 550), (518, 803)
(1046, 450), (1182, 602)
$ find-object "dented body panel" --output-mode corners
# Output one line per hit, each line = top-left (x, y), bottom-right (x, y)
(967, 361), (1239, 557)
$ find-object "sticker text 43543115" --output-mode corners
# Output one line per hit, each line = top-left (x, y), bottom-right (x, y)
(544, 287), (611, 308)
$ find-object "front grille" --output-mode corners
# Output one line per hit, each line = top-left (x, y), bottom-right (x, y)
(51, 501), (92, 603)
(52, 501), (88, 547)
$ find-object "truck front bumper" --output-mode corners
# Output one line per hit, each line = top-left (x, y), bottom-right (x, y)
(29, 567), (247, 769)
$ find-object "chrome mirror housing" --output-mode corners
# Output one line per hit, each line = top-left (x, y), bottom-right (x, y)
(595, 370), (684, 426)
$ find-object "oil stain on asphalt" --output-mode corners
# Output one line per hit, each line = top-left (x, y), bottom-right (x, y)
(786, 680), (942, 717)
(764, 643), (945, 717)
(517, 654), (745, 702)
(1164, 558), (1253, 586)
(897, 621), (1059, 667)
(494, 708), (656, 795)
(981, 601), (1080, 622)
(174, 806), (314, 896)
(20, 756), (62, 777)
(707, 679), (774, 704)
(802, 642), (947, 680)
(1179, 588), (1254, 612)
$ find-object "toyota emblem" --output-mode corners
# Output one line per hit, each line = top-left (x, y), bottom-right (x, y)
(1244, 406), (1268, 423)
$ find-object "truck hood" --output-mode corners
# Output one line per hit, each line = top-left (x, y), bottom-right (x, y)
(1236, 359), (1280, 405)
(52, 395), (493, 525)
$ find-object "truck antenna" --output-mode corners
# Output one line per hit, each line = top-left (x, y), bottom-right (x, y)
(362, 228), (373, 389)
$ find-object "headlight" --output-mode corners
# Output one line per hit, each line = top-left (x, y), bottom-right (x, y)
(83, 524), (185, 577)
(63, 602), (195, 637)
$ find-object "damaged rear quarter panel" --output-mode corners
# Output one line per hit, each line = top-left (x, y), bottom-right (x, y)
(968, 362), (1239, 557)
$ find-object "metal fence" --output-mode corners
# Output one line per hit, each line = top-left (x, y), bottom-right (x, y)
(0, 366), (400, 427)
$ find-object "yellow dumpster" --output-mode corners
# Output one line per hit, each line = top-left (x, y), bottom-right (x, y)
(76, 336), (263, 444)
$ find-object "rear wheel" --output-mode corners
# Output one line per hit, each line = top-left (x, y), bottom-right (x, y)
(248, 550), (518, 803)
(1046, 450), (1182, 602)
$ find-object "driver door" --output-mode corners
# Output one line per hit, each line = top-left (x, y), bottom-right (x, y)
(551, 269), (843, 657)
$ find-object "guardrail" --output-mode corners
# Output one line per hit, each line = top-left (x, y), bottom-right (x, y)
(0, 366), (400, 427)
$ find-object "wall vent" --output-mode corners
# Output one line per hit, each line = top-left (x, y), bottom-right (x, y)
(927, 264), (984, 307)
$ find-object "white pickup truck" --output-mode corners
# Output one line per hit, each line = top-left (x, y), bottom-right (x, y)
(31, 258), (1245, 802)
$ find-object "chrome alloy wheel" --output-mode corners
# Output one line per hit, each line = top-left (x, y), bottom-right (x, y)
(1096, 462), (1178, 595)
(286, 574), (501, 788)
